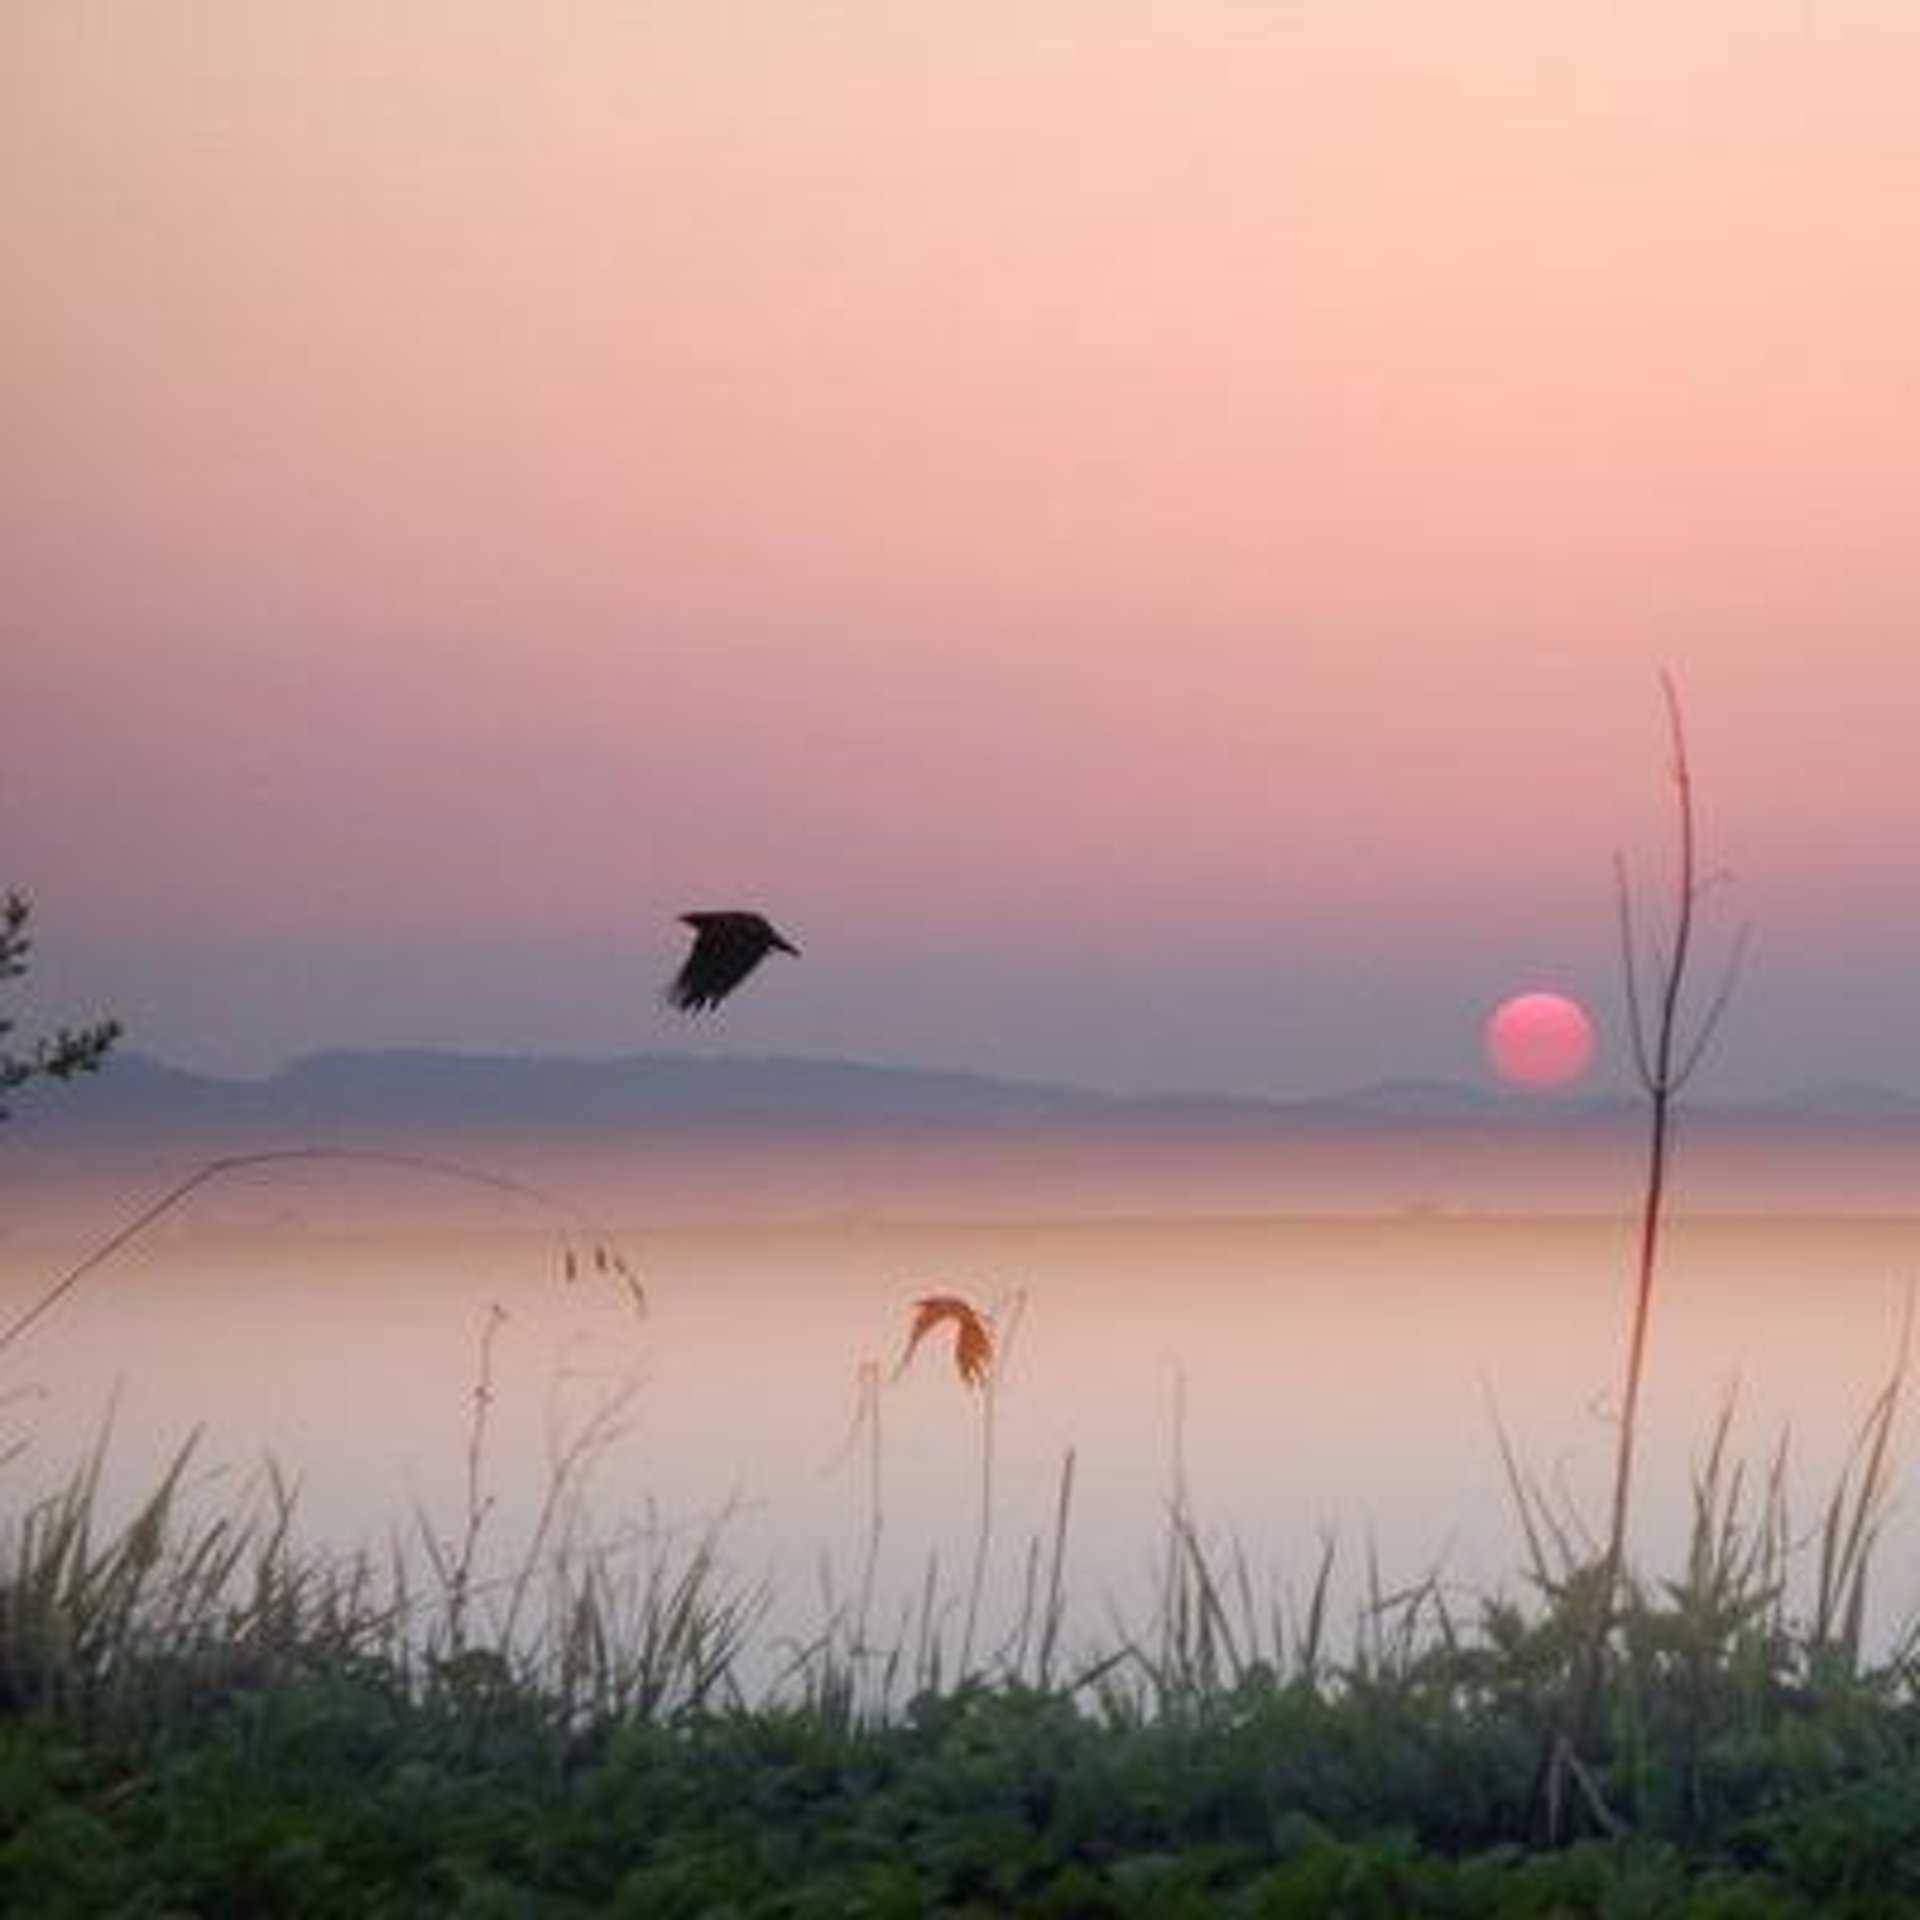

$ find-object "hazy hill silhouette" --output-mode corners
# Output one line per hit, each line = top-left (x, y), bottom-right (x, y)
(5, 1049), (1918, 1229)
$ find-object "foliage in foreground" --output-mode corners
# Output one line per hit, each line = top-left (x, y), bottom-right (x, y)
(6, 1652), (1920, 1917)
(5, 1407), (1920, 1917)
(0, 889), (120, 1125)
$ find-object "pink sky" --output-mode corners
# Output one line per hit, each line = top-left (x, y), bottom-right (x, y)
(5, 4), (1919, 1094)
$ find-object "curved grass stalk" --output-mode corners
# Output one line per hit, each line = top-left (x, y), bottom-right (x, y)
(0, 1144), (643, 1360)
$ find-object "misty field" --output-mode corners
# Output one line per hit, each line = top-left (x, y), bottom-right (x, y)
(6, 1211), (1920, 1916)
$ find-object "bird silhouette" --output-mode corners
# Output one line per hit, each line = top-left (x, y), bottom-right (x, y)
(667, 911), (800, 1012)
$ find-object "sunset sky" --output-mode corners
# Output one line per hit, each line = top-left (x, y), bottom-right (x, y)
(6, 4), (1918, 1099)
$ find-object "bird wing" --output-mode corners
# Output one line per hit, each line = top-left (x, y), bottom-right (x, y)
(665, 911), (799, 1012)
(667, 914), (772, 1011)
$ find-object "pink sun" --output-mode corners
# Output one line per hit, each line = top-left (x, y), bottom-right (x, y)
(1484, 991), (1596, 1089)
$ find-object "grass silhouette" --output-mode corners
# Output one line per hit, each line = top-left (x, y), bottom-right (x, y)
(8, 689), (1920, 1908)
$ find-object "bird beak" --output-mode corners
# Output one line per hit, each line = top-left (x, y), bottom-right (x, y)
(774, 934), (801, 956)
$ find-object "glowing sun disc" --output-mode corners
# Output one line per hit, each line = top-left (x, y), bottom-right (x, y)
(1484, 991), (1595, 1089)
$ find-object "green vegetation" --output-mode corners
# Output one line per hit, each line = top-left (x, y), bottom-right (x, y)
(3, 1384), (1920, 1918)
(7, 701), (1911, 1913)
(0, 890), (119, 1124)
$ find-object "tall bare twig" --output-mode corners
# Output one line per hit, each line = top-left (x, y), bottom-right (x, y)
(1541, 672), (1748, 1841)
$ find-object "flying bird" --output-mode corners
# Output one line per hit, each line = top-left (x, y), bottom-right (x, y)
(666, 911), (800, 1012)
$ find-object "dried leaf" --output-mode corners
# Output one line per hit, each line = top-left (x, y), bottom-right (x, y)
(897, 1293), (994, 1390)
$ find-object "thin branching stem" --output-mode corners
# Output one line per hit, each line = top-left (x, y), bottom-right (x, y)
(0, 1145), (643, 1358)
(959, 1290), (1026, 1676)
(444, 1302), (511, 1653)
(853, 1359), (884, 1670)
(1543, 673), (1746, 1842)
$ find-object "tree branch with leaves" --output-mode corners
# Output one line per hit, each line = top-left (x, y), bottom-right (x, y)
(0, 890), (121, 1122)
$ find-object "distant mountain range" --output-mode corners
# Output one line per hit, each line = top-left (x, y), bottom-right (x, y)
(10, 1046), (1633, 1134)
(8, 1049), (1920, 1226)
(15, 1047), (1114, 1132)
(19, 1045), (1920, 1129)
